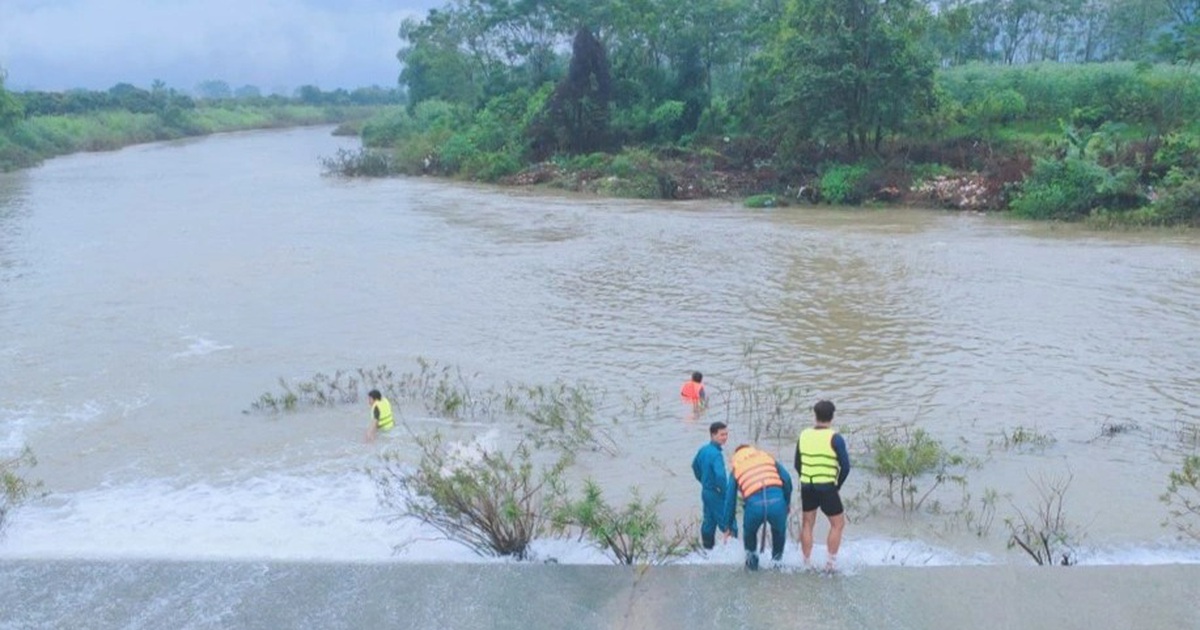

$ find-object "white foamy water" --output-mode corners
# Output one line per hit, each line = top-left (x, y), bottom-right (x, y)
(171, 335), (233, 359)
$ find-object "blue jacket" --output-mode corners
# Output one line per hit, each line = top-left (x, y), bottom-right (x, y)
(692, 441), (728, 500)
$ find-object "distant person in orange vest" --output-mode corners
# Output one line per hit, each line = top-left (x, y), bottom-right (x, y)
(681, 371), (707, 408)
(723, 444), (793, 570)
(795, 399), (851, 571)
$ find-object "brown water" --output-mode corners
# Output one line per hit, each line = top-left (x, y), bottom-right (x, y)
(0, 127), (1198, 572)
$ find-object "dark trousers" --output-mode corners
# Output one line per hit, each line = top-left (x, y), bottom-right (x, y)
(742, 490), (787, 569)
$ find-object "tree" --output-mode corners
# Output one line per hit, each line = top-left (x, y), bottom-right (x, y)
(767, 0), (936, 156)
(0, 71), (22, 129)
(530, 27), (613, 157)
(398, 10), (485, 109)
(195, 79), (232, 100)
(234, 85), (263, 100)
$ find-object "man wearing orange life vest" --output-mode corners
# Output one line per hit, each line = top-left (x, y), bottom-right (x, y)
(680, 371), (707, 407)
(795, 399), (851, 571)
(722, 444), (793, 570)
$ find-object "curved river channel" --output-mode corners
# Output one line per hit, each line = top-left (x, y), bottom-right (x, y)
(1, 127), (1199, 626)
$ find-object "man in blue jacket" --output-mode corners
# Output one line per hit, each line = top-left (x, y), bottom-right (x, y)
(724, 444), (793, 570)
(692, 421), (735, 549)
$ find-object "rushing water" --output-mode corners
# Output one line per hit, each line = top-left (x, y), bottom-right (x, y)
(1, 127), (1199, 627)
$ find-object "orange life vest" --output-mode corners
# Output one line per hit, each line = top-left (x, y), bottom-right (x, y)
(681, 381), (705, 402)
(732, 447), (783, 499)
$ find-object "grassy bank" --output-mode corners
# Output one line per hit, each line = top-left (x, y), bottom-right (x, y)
(0, 104), (378, 172)
(324, 62), (1200, 228)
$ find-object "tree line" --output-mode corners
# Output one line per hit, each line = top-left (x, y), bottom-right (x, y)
(352, 0), (1200, 226)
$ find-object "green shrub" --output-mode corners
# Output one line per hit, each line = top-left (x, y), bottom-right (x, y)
(1161, 454), (1200, 541)
(371, 434), (568, 560)
(554, 480), (697, 565)
(361, 108), (414, 147)
(1, 447), (42, 533)
(866, 427), (969, 514)
(1152, 178), (1200, 227)
(819, 163), (872, 205)
(1009, 157), (1113, 220)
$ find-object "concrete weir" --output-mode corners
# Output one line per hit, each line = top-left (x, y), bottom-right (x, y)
(2, 561), (1198, 629)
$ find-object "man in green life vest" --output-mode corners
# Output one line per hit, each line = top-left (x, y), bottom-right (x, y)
(366, 389), (394, 442)
(795, 399), (851, 571)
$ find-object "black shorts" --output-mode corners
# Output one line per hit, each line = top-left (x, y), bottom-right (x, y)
(800, 484), (844, 517)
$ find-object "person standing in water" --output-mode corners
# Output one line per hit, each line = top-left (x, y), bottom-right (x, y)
(681, 371), (707, 408)
(366, 389), (394, 442)
(692, 421), (736, 549)
(795, 399), (851, 571)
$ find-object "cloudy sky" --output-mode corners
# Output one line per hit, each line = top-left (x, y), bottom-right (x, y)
(0, 0), (441, 93)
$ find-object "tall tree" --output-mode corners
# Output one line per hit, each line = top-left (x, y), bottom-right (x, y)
(767, 0), (935, 156)
(0, 72), (24, 129)
(530, 27), (613, 157)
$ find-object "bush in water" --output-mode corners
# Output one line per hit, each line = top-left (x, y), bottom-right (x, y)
(371, 433), (568, 560)
(1161, 453), (1200, 542)
(0, 447), (42, 534)
(1005, 472), (1081, 566)
(864, 426), (972, 514)
(553, 480), (697, 565)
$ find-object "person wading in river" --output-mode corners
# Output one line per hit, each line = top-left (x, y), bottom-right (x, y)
(795, 399), (851, 571)
(365, 389), (394, 443)
(681, 371), (707, 408)
(723, 444), (792, 570)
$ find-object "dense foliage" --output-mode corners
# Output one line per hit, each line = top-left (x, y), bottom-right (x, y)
(341, 0), (1200, 226)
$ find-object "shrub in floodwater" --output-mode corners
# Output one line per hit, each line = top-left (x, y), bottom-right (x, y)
(1160, 453), (1200, 542)
(990, 425), (1057, 453)
(553, 480), (698, 565)
(0, 447), (43, 534)
(1005, 472), (1081, 566)
(865, 426), (973, 514)
(370, 432), (568, 560)
(509, 382), (617, 456)
(711, 342), (808, 446)
(319, 147), (394, 177)
(743, 194), (786, 208)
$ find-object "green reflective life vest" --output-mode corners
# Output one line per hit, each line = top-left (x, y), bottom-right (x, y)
(798, 427), (839, 485)
(373, 398), (394, 431)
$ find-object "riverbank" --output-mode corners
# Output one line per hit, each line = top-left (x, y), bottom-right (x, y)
(0, 104), (377, 172)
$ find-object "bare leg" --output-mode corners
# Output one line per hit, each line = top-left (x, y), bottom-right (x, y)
(826, 513), (845, 569)
(800, 510), (817, 565)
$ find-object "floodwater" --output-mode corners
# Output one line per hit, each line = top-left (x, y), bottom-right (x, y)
(1, 126), (1198, 628)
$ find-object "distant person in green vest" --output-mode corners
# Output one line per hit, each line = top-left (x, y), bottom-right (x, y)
(795, 399), (851, 571)
(366, 389), (394, 442)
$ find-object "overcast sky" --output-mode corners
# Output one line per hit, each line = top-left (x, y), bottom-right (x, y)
(0, 0), (442, 93)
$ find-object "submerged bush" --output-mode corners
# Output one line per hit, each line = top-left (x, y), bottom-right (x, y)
(371, 433), (568, 560)
(865, 426), (971, 514)
(1006, 473), (1081, 566)
(1, 447), (42, 533)
(554, 480), (697, 565)
(1161, 454), (1200, 541)
(320, 147), (394, 177)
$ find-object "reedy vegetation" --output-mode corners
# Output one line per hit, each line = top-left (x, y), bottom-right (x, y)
(249, 359), (1199, 565)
